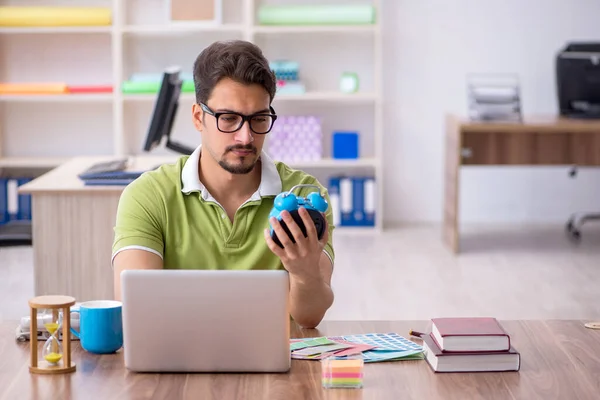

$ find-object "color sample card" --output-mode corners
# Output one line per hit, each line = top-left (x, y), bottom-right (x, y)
(361, 349), (424, 363)
(326, 339), (376, 357)
(293, 343), (351, 357)
(290, 337), (336, 351)
(340, 332), (423, 351)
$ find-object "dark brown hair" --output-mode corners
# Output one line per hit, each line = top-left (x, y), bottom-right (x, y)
(193, 40), (277, 105)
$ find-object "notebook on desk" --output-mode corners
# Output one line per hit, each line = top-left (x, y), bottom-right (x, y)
(78, 159), (156, 186)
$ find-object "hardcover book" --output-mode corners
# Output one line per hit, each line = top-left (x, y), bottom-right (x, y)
(422, 333), (520, 373)
(431, 317), (511, 352)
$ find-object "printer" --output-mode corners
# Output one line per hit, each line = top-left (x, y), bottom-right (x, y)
(556, 42), (600, 119)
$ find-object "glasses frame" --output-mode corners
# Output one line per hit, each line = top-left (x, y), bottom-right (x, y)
(199, 102), (278, 134)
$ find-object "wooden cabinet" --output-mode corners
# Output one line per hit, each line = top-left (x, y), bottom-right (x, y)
(461, 130), (600, 166)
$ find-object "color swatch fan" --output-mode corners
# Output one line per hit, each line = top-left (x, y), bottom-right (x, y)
(290, 332), (424, 363)
(336, 333), (424, 362)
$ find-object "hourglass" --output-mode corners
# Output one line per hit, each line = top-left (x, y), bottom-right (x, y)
(28, 295), (76, 374)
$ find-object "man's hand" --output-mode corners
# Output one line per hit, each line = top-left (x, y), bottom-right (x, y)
(264, 206), (334, 328)
(265, 207), (328, 281)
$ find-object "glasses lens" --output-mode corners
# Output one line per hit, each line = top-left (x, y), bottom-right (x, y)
(217, 114), (243, 132)
(250, 115), (274, 134)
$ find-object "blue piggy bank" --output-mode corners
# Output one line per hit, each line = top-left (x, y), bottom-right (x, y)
(269, 184), (328, 248)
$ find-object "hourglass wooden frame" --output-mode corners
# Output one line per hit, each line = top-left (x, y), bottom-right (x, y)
(28, 295), (77, 374)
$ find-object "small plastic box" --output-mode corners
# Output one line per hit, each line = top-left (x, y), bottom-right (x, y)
(321, 354), (364, 389)
(332, 131), (359, 159)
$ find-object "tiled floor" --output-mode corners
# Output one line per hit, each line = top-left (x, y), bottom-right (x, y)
(1, 223), (599, 324)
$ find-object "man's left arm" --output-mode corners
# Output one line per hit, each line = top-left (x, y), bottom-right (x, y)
(291, 250), (334, 327)
(264, 190), (335, 329)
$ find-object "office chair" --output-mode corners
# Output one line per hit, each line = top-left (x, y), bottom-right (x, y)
(566, 213), (600, 240)
(565, 166), (600, 240)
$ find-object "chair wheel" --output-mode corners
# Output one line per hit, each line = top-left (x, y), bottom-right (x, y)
(566, 220), (581, 241)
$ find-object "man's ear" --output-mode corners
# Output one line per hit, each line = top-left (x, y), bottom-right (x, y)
(192, 103), (204, 132)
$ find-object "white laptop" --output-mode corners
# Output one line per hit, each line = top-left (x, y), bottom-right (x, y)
(120, 269), (291, 373)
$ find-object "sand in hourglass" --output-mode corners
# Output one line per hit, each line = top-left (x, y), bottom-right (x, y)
(43, 322), (62, 364)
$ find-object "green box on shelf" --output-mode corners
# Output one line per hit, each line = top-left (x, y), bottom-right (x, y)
(257, 5), (376, 25)
(121, 80), (195, 94)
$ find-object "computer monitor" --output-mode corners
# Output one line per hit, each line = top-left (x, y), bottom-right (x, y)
(143, 66), (195, 155)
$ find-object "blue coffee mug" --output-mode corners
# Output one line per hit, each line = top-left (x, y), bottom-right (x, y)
(70, 300), (123, 354)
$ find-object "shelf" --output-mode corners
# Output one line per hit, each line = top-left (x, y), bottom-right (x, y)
(0, 27), (112, 34)
(0, 0), (384, 230)
(334, 226), (379, 234)
(122, 24), (244, 35)
(123, 93), (176, 102)
(286, 158), (377, 169)
(252, 25), (377, 34)
(0, 156), (375, 170)
(0, 157), (69, 168)
(123, 91), (376, 103)
(0, 94), (114, 103)
(274, 92), (377, 103)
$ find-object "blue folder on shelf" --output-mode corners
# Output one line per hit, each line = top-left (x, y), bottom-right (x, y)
(0, 176), (33, 244)
(328, 175), (376, 227)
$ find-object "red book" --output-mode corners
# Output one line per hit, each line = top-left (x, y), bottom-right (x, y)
(67, 85), (113, 93)
(422, 333), (520, 373)
(431, 317), (511, 352)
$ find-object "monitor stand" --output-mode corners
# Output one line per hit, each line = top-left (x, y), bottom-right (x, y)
(0, 220), (32, 246)
(166, 139), (195, 155)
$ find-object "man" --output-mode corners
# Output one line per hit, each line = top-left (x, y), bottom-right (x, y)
(111, 40), (335, 328)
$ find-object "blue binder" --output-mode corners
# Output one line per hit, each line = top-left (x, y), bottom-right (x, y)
(327, 175), (376, 227)
(0, 178), (8, 225)
(0, 177), (34, 224)
(351, 177), (366, 226)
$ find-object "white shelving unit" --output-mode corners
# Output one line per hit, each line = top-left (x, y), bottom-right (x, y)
(0, 0), (383, 231)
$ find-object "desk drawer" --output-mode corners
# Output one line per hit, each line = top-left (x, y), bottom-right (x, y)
(461, 131), (600, 166)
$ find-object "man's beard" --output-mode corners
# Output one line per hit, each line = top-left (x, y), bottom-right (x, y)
(218, 144), (258, 174)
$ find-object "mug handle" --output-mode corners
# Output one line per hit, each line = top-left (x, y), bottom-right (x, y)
(69, 309), (81, 339)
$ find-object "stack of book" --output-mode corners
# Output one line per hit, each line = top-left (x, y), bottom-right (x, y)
(421, 317), (521, 373)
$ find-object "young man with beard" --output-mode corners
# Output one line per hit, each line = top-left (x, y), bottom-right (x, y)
(111, 40), (335, 328)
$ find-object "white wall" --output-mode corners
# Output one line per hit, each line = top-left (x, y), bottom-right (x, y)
(383, 0), (600, 224)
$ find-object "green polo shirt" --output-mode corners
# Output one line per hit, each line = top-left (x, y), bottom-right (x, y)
(111, 146), (335, 271)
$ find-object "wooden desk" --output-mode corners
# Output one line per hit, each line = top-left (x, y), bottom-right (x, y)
(18, 156), (178, 301)
(444, 115), (600, 253)
(2, 320), (600, 399)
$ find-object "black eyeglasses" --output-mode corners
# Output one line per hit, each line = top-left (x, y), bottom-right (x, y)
(200, 102), (278, 134)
